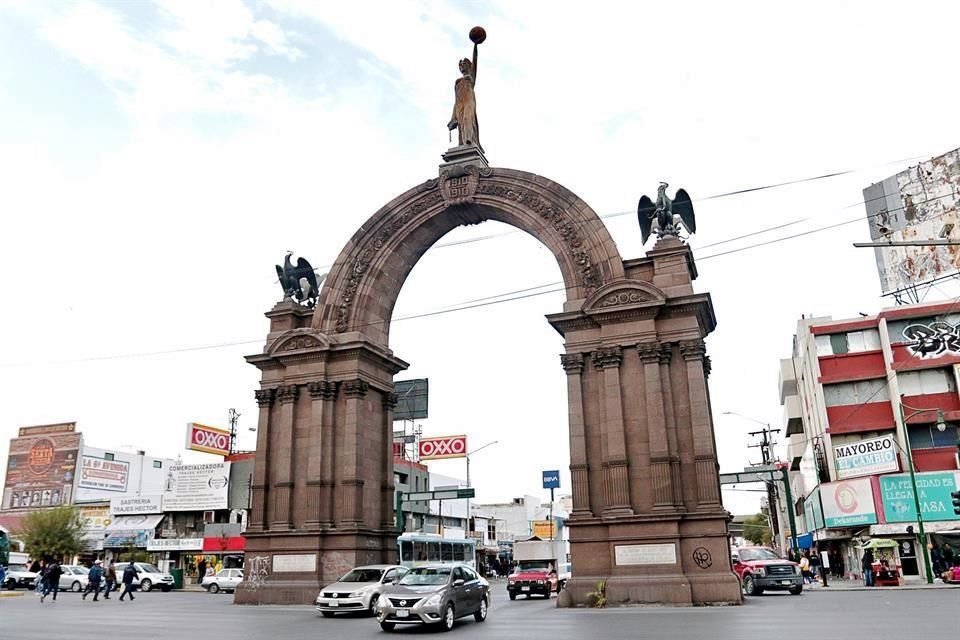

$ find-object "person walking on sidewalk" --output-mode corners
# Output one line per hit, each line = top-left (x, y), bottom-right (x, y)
(813, 548), (829, 586)
(40, 560), (61, 602)
(862, 549), (875, 587)
(119, 563), (137, 601)
(103, 561), (117, 599)
(82, 560), (103, 601)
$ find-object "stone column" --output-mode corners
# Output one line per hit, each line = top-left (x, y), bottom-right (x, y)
(561, 353), (593, 518)
(248, 388), (275, 533)
(592, 347), (632, 515)
(382, 392), (399, 529)
(318, 381), (339, 527)
(341, 379), (369, 526)
(680, 339), (722, 507)
(271, 384), (299, 530)
(638, 342), (674, 510)
(659, 343), (684, 508)
(304, 381), (328, 528)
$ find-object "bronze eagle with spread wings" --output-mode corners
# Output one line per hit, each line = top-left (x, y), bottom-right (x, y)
(275, 252), (324, 308)
(637, 182), (696, 245)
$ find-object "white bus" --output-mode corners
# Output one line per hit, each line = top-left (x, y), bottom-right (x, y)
(397, 533), (477, 569)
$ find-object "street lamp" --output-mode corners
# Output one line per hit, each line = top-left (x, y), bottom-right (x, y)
(897, 399), (945, 585)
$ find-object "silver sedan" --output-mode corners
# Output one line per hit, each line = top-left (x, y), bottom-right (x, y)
(377, 564), (489, 632)
(315, 565), (407, 617)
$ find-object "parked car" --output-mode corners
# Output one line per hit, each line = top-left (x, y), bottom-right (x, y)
(3, 564), (37, 590)
(316, 565), (407, 617)
(202, 568), (243, 593)
(114, 562), (175, 592)
(59, 565), (90, 592)
(731, 546), (803, 596)
(376, 563), (489, 632)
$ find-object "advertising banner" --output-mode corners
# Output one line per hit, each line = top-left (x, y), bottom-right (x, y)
(162, 463), (231, 511)
(879, 471), (960, 523)
(532, 520), (556, 538)
(147, 538), (203, 552)
(2, 422), (81, 510)
(110, 494), (163, 516)
(419, 435), (467, 460)
(834, 435), (899, 480)
(803, 486), (825, 532)
(820, 478), (878, 528)
(79, 505), (111, 531)
(186, 423), (231, 456)
(78, 455), (130, 492)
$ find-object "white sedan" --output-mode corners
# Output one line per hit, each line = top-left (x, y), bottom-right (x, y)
(58, 565), (90, 592)
(316, 565), (407, 617)
(201, 568), (243, 594)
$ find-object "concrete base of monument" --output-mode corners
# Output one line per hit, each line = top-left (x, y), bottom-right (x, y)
(234, 579), (324, 605)
(557, 573), (742, 608)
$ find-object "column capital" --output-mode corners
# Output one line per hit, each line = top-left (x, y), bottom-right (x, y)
(276, 384), (300, 404)
(560, 353), (585, 374)
(308, 380), (339, 399)
(343, 379), (370, 399)
(658, 342), (674, 365)
(254, 388), (276, 407)
(383, 391), (399, 409)
(637, 342), (660, 364)
(680, 339), (706, 360)
(703, 355), (713, 378)
(592, 346), (623, 370)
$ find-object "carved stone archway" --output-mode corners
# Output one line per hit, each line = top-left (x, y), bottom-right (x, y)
(235, 149), (742, 606)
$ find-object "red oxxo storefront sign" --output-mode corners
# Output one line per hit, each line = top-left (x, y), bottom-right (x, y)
(418, 435), (467, 460)
(186, 423), (231, 456)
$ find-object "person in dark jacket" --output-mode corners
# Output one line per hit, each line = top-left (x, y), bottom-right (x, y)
(862, 549), (875, 587)
(83, 560), (103, 601)
(103, 561), (117, 599)
(119, 563), (137, 601)
(40, 561), (62, 602)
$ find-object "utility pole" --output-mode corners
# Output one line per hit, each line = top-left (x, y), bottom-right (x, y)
(748, 425), (782, 547)
(228, 408), (240, 455)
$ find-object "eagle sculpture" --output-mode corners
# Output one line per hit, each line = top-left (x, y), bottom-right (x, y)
(637, 182), (696, 245)
(275, 252), (324, 308)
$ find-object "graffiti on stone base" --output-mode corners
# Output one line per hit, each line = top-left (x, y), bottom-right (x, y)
(903, 321), (960, 357)
(321, 552), (355, 583)
(692, 547), (713, 570)
(244, 555), (271, 590)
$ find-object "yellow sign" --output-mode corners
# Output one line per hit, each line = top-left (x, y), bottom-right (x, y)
(532, 520), (556, 538)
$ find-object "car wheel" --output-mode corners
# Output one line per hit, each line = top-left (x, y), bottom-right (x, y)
(473, 597), (488, 623)
(209, 583), (220, 594)
(742, 575), (758, 596)
(140, 579), (152, 592)
(368, 594), (379, 616)
(71, 581), (82, 592)
(508, 592), (516, 601)
(379, 621), (395, 632)
(321, 611), (335, 618)
(789, 585), (803, 595)
(440, 603), (455, 631)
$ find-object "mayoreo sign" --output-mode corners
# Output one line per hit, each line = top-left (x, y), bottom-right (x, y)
(186, 423), (231, 456)
(419, 435), (467, 460)
(834, 434), (899, 480)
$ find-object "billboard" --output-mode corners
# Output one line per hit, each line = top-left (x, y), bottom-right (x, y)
(419, 435), (467, 460)
(879, 471), (960, 523)
(833, 435), (899, 480)
(394, 379), (429, 421)
(186, 422), (231, 456)
(532, 520), (556, 538)
(78, 455), (130, 492)
(542, 470), (560, 489)
(820, 478), (878, 528)
(2, 422), (81, 510)
(162, 463), (231, 511)
(863, 148), (960, 294)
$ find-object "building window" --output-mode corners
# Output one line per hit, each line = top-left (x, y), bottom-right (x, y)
(907, 422), (960, 449)
(153, 460), (162, 469)
(104, 452), (114, 461)
(898, 368), (956, 396)
(817, 329), (881, 356)
(823, 378), (890, 406)
(487, 521), (497, 540)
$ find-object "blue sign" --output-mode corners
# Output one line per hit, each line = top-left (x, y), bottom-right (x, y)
(542, 470), (560, 489)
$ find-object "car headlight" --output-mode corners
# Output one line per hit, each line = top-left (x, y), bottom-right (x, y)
(423, 592), (444, 607)
(507, 579), (515, 585)
(794, 565), (801, 576)
(348, 588), (369, 598)
(755, 567), (766, 577)
(537, 580), (545, 585)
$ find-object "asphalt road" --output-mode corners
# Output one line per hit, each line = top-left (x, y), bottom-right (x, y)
(3, 583), (957, 640)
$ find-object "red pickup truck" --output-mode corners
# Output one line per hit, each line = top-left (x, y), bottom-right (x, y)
(731, 546), (803, 596)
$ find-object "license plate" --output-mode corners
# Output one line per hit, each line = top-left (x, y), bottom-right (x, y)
(396, 609), (409, 618)
(521, 586), (530, 592)
(781, 581), (792, 586)
(328, 602), (338, 607)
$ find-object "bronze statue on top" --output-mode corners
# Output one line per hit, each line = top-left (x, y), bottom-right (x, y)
(637, 182), (697, 245)
(448, 26), (486, 152)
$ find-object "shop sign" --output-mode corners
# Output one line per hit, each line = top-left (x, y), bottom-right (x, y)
(147, 538), (203, 552)
(834, 434), (899, 480)
(419, 435), (467, 460)
(162, 463), (231, 511)
(532, 520), (556, 538)
(79, 506), (111, 531)
(1, 423), (80, 510)
(78, 455), (130, 492)
(879, 471), (960, 523)
(820, 478), (878, 528)
(186, 423), (231, 456)
(110, 494), (163, 516)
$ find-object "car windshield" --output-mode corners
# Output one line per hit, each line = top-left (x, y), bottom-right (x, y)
(73, 567), (89, 575)
(398, 567), (451, 586)
(518, 561), (552, 571)
(738, 548), (781, 562)
(138, 564), (160, 573)
(339, 569), (384, 583)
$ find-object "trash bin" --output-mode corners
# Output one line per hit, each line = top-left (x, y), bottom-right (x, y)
(171, 568), (183, 590)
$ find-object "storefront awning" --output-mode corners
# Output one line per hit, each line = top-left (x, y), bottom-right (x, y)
(103, 514), (164, 548)
(858, 538), (899, 549)
(106, 514), (164, 531)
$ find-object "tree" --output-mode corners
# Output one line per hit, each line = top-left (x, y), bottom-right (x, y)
(17, 505), (85, 561)
(742, 513), (772, 546)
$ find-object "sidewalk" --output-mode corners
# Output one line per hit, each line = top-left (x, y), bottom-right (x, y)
(804, 578), (960, 592)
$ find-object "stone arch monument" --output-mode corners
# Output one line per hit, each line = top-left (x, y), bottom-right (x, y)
(235, 146), (742, 606)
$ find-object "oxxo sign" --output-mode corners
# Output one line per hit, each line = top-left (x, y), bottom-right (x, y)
(186, 423), (231, 456)
(419, 435), (467, 460)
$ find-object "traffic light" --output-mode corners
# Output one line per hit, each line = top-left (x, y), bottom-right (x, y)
(953, 490), (960, 516)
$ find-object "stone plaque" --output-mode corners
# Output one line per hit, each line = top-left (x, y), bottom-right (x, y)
(614, 543), (677, 566)
(272, 553), (317, 573)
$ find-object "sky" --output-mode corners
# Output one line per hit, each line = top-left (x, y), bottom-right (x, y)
(2, 0), (960, 517)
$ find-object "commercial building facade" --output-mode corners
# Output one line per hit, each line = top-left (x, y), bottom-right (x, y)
(780, 302), (960, 581)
